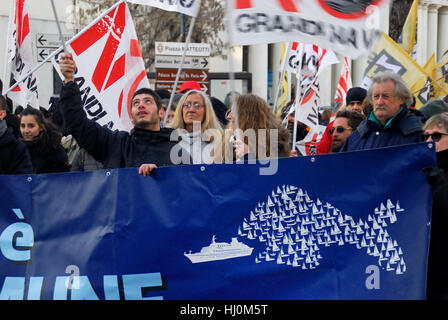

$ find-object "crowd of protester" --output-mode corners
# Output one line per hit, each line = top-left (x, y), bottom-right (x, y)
(1, 52), (448, 299)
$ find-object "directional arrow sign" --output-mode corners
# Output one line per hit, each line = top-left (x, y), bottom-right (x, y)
(155, 56), (209, 70)
(37, 48), (57, 62)
(201, 57), (208, 69)
(156, 69), (209, 83)
(36, 33), (73, 48)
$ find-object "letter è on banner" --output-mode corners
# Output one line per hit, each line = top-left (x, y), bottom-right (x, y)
(54, 1), (149, 132)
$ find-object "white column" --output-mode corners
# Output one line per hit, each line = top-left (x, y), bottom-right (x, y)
(248, 44), (268, 100)
(417, 3), (429, 65)
(427, 5), (440, 60)
(438, 6), (448, 60)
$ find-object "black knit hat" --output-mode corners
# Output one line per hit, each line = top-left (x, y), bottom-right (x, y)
(346, 87), (367, 105)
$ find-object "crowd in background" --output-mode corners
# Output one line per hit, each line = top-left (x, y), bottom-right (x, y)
(1, 55), (448, 299)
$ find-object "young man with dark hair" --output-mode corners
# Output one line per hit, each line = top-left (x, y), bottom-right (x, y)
(58, 53), (179, 174)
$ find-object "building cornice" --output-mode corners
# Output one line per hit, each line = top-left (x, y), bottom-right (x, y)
(421, 0), (448, 7)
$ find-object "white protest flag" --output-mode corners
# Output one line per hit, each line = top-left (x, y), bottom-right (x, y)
(283, 41), (300, 73)
(331, 56), (352, 121)
(292, 45), (338, 155)
(3, 0), (39, 109)
(228, 0), (388, 58)
(294, 45), (339, 129)
(53, 1), (149, 132)
(127, 0), (201, 17)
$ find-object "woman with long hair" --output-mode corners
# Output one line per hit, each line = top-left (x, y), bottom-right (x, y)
(166, 89), (223, 164)
(222, 94), (291, 162)
(19, 106), (70, 174)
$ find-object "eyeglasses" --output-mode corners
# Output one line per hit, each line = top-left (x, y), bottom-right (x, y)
(423, 132), (448, 142)
(183, 102), (204, 110)
(329, 126), (353, 134)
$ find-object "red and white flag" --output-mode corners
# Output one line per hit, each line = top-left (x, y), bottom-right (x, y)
(54, 1), (149, 132)
(3, 0), (39, 109)
(293, 44), (338, 129)
(331, 56), (352, 122)
(289, 44), (338, 155)
(127, 0), (201, 17)
(283, 41), (300, 73)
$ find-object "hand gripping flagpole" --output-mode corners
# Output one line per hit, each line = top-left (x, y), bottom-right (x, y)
(163, 0), (202, 127)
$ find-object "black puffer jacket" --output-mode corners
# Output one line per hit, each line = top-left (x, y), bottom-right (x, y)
(22, 134), (70, 174)
(59, 81), (178, 169)
(0, 126), (33, 174)
(426, 149), (448, 300)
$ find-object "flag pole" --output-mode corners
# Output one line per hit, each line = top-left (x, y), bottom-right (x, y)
(292, 44), (304, 151)
(2, 0), (14, 95)
(3, 0), (126, 96)
(225, 1), (240, 140)
(163, 0), (202, 127)
(273, 42), (291, 115)
(50, 0), (67, 52)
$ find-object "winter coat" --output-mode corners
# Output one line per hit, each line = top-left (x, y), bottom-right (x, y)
(426, 149), (448, 300)
(340, 108), (425, 152)
(173, 130), (213, 164)
(0, 126), (33, 174)
(59, 81), (178, 169)
(22, 134), (70, 174)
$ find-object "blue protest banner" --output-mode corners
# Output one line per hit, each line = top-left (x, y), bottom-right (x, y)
(0, 143), (436, 300)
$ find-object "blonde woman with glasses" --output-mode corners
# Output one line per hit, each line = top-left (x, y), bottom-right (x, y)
(167, 90), (223, 164)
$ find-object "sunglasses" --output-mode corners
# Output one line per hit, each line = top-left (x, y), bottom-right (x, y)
(423, 132), (448, 142)
(329, 126), (352, 134)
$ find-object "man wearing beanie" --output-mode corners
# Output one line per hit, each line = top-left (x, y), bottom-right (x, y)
(345, 87), (367, 114)
(58, 53), (180, 173)
(341, 71), (424, 152)
(317, 87), (367, 154)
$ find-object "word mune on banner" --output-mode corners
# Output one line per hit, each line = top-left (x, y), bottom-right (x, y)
(0, 143), (436, 300)
(228, 0), (389, 58)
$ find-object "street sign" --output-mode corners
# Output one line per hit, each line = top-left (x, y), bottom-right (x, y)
(155, 81), (209, 94)
(156, 69), (209, 83)
(37, 48), (57, 62)
(36, 33), (72, 48)
(155, 42), (210, 57)
(155, 42), (211, 94)
(155, 55), (209, 70)
(36, 33), (73, 63)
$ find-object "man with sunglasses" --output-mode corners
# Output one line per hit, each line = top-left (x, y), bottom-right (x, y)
(317, 87), (367, 154)
(330, 110), (365, 152)
(340, 71), (425, 152)
(58, 53), (179, 175)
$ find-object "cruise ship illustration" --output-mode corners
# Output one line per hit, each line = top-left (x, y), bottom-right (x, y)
(184, 236), (254, 263)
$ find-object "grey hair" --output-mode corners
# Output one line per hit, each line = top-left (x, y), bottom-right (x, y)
(368, 71), (413, 106)
(423, 112), (448, 132)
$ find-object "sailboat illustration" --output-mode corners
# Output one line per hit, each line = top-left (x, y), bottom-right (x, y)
(237, 185), (408, 275)
(184, 236), (254, 263)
